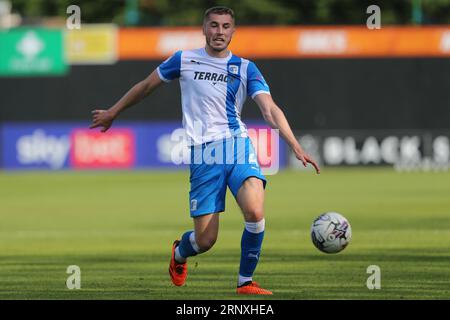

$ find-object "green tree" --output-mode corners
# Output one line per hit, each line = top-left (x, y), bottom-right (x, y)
(9, 0), (450, 26)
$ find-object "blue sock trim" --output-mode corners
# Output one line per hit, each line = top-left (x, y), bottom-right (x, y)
(178, 231), (198, 258)
(239, 228), (264, 277)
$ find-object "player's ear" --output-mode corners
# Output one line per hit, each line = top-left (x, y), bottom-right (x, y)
(202, 18), (208, 36)
(230, 20), (236, 35)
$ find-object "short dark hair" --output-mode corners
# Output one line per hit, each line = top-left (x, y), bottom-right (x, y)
(203, 6), (235, 23)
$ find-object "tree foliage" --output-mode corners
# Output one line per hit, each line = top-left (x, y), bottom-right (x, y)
(10, 0), (450, 26)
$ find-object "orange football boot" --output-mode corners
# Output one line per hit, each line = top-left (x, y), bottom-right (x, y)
(169, 240), (187, 286)
(236, 281), (273, 295)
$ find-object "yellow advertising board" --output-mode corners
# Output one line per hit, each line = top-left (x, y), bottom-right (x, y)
(65, 24), (117, 64)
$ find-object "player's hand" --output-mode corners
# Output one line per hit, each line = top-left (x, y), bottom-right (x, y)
(294, 147), (321, 174)
(90, 109), (115, 132)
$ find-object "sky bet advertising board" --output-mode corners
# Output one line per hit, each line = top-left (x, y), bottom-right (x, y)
(0, 122), (287, 173)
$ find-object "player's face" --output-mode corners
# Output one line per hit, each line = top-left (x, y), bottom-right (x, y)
(203, 14), (235, 52)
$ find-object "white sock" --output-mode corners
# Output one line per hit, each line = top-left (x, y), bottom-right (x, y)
(245, 219), (265, 233)
(174, 232), (200, 263)
(189, 231), (201, 253)
(174, 247), (186, 263)
(238, 275), (253, 287)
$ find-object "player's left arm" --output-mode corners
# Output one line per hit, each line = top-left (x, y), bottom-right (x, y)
(254, 93), (320, 174)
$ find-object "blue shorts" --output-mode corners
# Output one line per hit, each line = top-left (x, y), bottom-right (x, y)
(189, 136), (267, 217)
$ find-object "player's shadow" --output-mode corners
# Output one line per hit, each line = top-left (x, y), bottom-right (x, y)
(1, 247), (448, 299)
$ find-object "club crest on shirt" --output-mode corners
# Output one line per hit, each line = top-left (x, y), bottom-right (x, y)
(228, 65), (239, 75)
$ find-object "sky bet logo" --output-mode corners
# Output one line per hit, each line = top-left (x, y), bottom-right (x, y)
(70, 129), (135, 169)
(16, 129), (70, 169)
(5, 126), (135, 170)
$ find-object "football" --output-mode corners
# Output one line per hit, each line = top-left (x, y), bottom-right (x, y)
(311, 212), (352, 253)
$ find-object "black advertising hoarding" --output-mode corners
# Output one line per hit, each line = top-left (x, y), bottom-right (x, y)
(291, 130), (450, 170)
(1, 58), (449, 132)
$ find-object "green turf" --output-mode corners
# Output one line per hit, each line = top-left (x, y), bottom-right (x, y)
(0, 168), (449, 299)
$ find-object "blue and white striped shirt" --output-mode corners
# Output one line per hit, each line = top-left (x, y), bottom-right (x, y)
(157, 48), (270, 145)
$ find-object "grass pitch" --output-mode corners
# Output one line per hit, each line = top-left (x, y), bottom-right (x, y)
(0, 168), (449, 299)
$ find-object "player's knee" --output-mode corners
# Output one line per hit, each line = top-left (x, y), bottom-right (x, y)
(244, 208), (265, 222)
(196, 235), (217, 252)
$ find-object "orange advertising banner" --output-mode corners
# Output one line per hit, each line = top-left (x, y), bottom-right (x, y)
(119, 26), (450, 60)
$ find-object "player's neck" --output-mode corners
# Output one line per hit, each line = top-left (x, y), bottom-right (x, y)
(204, 45), (230, 59)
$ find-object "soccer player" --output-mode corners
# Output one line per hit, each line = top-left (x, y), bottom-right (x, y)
(90, 6), (320, 295)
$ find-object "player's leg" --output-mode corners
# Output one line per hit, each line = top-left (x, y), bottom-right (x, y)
(236, 177), (265, 284)
(227, 137), (272, 294)
(234, 177), (271, 294)
(175, 213), (220, 263)
(169, 142), (227, 286)
(194, 213), (220, 252)
(170, 213), (221, 287)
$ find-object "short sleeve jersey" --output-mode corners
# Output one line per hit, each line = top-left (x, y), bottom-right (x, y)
(157, 48), (270, 145)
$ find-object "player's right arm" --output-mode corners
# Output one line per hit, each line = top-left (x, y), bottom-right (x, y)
(90, 69), (163, 132)
(90, 50), (182, 132)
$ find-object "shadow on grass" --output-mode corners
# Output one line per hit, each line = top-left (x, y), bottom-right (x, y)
(0, 247), (448, 299)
